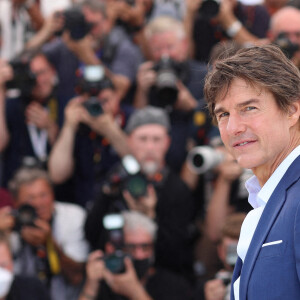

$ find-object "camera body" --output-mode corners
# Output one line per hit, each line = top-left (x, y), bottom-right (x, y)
(103, 250), (128, 274)
(151, 56), (185, 108)
(274, 32), (299, 59)
(5, 59), (36, 100)
(215, 270), (233, 286)
(103, 155), (149, 198)
(55, 7), (94, 40)
(102, 214), (127, 273)
(12, 204), (37, 232)
(76, 65), (114, 117)
(198, 0), (221, 20)
(187, 146), (224, 174)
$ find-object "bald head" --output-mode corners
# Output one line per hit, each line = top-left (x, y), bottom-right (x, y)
(270, 6), (300, 42)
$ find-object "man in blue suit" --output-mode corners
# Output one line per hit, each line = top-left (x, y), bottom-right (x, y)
(204, 44), (300, 300)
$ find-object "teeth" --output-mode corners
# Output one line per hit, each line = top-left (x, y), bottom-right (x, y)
(238, 142), (248, 146)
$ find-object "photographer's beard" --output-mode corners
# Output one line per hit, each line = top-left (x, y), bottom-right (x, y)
(140, 161), (160, 177)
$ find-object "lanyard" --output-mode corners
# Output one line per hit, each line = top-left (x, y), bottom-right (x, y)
(27, 124), (48, 162)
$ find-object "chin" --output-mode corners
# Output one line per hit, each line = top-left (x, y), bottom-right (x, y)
(141, 161), (160, 176)
(236, 155), (262, 170)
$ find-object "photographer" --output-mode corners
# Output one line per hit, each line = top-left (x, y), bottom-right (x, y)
(48, 71), (132, 207)
(79, 211), (192, 300)
(0, 230), (50, 300)
(85, 106), (196, 280)
(134, 16), (211, 171)
(29, 0), (143, 114)
(184, 0), (270, 63)
(268, 6), (300, 69)
(0, 51), (59, 188)
(197, 214), (245, 300)
(6, 167), (89, 300)
(0, 0), (44, 60)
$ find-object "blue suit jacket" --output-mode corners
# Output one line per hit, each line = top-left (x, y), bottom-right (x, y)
(231, 155), (300, 300)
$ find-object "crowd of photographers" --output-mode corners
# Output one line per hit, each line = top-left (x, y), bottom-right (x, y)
(0, 0), (300, 299)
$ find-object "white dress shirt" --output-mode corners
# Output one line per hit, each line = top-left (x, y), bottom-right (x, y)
(233, 145), (300, 300)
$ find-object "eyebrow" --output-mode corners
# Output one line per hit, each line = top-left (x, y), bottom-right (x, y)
(214, 98), (261, 116)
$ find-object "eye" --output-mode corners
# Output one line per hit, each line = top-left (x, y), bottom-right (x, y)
(245, 106), (257, 111)
(216, 112), (229, 121)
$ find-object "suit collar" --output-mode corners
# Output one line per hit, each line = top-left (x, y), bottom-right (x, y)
(239, 156), (300, 300)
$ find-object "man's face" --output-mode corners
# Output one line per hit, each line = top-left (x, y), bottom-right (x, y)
(214, 78), (299, 180)
(123, 227), (154, 260)
(82, 7), (109, 41)
(97, 88), (119, 116)
(30, 55), (56, 101)
(270, 10), (300, 63)
(0, 243), (13, 273)
(128, 124), (170, 176)
(148, 31), (188, 62)
(16, 179), (55, 222)
(272, 18), (300, 45)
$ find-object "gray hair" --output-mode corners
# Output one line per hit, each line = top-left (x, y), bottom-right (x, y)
(80, 0), (107, 17)
(122, 211), (157, 241)
(8, 168), (52, 199)
(145, 16), (186, 41)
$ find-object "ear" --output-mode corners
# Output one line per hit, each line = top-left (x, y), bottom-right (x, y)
(163, 135), (171, 153)
(288, 100), (300, 127)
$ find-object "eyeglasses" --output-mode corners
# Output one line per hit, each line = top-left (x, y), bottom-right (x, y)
(123, 243), (153, 252)
(281, 31), (300, 40)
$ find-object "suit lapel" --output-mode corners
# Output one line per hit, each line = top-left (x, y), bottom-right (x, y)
(231, 257), (243, 300)
(239, 156), (300, 300)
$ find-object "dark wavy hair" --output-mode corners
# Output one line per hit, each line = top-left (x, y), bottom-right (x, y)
(204, 44), (300, 122)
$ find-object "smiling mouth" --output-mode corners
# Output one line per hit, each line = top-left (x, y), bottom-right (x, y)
(234, 140), (255, 147)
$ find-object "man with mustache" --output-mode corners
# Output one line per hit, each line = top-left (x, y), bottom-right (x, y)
(85, 106), (197, 281)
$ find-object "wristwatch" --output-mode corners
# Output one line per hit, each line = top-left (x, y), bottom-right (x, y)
(226, 20), (242, 38)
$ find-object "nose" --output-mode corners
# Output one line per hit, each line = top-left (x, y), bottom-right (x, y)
(132, 247), (147, 260)
(226, 113), (246, 136)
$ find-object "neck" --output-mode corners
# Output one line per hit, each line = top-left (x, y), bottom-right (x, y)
(254, 134), (300, 187)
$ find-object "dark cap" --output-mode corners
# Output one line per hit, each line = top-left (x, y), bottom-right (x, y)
(125, 106), (170, 134)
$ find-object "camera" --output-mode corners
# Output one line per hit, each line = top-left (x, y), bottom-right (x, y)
(103, 214), (127, 273)
(55, 7), (94, 40)
(103, 155), (149, 198)
(5, 59), (36, 100)
(187, 146), (224, 174)
(76, 65), (113, 117)
(215, 270), (232, 286)
(122, 155), (148, 198)
(12, 204), (37, 232)
(151, 56), (186, 108)
(198, 0), (220, 20)
(103, 213), (124, 249)
(274, 32), (299, 59)
(225, 242), (238, 267)
(103, 250), (128, 274)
